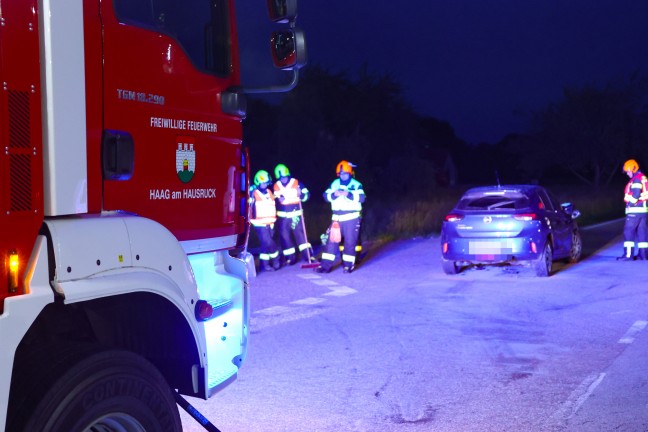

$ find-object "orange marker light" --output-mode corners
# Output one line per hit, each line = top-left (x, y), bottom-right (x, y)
(8, 251), (19, 293)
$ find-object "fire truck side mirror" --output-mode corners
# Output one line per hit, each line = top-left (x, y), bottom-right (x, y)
(102, 130), (135, 181)
(270, 28), (307, 70)
(266, 0), (298, 23)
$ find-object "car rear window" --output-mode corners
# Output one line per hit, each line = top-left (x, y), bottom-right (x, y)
(457, 192), (530, 210)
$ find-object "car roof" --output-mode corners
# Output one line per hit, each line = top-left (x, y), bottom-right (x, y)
(463, 185), (543, 195)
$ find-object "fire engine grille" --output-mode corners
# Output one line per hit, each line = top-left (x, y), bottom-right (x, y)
(9, 91), (30, 149)
(8, 90), (33, 212)
(9, 154), (32, 212)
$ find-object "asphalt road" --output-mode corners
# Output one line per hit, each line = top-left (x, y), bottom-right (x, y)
(180, 218), (648, 432)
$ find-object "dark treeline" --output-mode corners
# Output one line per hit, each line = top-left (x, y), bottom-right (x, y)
(244, 65), (648, 196)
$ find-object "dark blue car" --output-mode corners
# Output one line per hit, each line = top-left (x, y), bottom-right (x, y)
(441, 185), (582, 276)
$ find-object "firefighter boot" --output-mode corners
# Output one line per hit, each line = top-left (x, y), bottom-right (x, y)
(638, 249), (648, 261)
(617, 253), (634, 261)
(261, 260), (274, 272)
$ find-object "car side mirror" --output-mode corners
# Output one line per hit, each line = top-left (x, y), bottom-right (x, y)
(561, 202), (580, 219)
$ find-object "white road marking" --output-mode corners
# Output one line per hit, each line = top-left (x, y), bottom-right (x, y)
(296, 274), (322, 280)
(547, 318), (646, 426)
(252, 274), (358, 329)
(618, 320), (648, 344)
(549, 372), (606, 424)
(311, 279), (339, 286)
(291, 297), (327, 305)
(254, 305), (293, 316)
(250, 309), (324, 331)
(323, 285), (358, 297)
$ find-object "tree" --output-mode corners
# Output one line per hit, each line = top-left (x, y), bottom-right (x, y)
(526, 76), (648, 187)
(244, 64), (450, 195)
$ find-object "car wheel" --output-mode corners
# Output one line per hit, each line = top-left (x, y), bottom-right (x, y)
(442, 259), (459, 275)
(566, 230), (582, 263)
(534, 241), (553, 277)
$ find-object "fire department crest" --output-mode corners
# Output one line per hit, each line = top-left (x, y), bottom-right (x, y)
(176, 142), (195, 183)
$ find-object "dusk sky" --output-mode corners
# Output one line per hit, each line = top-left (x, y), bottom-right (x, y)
(237, 1), (648, 144)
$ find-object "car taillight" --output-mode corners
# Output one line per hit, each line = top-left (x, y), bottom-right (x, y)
(513, 213), (537, 221)
(445, 214), (464, 222)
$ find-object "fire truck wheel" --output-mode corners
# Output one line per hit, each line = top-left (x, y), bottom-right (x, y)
(11, 347), (182, 432)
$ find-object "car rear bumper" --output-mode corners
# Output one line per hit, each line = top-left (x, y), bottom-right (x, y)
(442, 236), (542, 263)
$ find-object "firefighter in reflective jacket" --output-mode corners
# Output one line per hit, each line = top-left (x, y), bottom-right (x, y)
(316, 161), (366, 274)
(273, 163), (313, 265)
(250, 170), (281, 271)
(618, 159), (648, 261)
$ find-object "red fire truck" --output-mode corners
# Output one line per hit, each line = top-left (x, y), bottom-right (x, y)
(0, 0), (305, 430)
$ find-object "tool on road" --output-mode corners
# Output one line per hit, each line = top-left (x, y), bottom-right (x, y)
(299, 201), (320, 268)
(175, 391), (222, 432)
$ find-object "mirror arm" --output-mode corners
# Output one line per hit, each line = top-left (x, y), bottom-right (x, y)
(238, 69), (300, 94)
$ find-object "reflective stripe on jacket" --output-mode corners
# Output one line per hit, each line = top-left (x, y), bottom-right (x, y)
(276, 209), (303, 218)
(250, 188), (277, 226)
(324, 178), (365, 218)
(624, 171), (648, 214)
(274, 178), (309, 207)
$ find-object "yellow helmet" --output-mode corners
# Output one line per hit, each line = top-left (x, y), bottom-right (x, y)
(623, 159), (639, 173)
(336, 160), (355, 176)
(274, 163), (290, 179)
(254, 170), (271, 186)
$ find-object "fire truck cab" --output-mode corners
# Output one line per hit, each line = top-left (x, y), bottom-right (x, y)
(0, 0), (305, 430)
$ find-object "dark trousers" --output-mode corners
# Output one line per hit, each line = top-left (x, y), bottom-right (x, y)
(623, 213), (648, 257)
(277, 215), (310, 263)
(253, 225), (279, 268)
(320, 217), (361, 271)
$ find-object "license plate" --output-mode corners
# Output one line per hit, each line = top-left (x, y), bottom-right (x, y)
(469, 240), (515, 255)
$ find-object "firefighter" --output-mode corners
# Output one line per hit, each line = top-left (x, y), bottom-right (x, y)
(250, 170), (281, 271)
(316, 160), (366, 274)
(618, 159), (648, 261)
(273, 163), (314, 265)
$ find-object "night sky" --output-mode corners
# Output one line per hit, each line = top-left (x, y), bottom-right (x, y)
(236, 1), (648, 144)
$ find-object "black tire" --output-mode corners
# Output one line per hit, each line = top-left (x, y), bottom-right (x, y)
(566, 230), (582, 263)
(9, 347), (181, 432)
(534, 241), (553, 277)
(442, 259), (459, 275)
